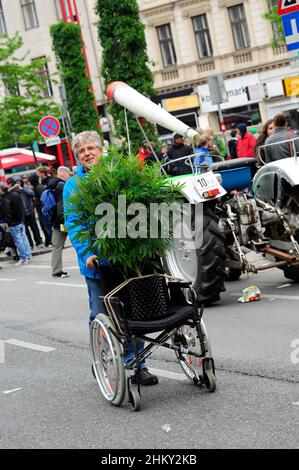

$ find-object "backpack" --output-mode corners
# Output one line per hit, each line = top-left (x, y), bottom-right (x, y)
(40, 189), (56, 220)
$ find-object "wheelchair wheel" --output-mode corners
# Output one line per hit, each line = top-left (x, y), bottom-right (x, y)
(128, 389), (141, 412)
(172, 323), (205, 384)
(90, 313), (126, 406)
(202, 358), (216, 393)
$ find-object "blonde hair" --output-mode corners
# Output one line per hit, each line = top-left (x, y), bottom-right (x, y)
(193, 134), (202, 147)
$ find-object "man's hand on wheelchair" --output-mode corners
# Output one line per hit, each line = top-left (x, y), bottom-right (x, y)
(86, 255), (99, 270)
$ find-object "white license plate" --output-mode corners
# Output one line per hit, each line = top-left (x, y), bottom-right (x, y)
(194, 173), (219, 191)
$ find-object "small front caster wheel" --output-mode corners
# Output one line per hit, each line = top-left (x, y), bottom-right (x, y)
(128, 389), (141, 412)
(203, 369), (216, 392)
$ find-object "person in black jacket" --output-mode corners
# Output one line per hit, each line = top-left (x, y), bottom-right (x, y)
(228, 129), (239, 159)
(14, 175), (44, 249)
(0, 182), (31, 266)
(29, 170), (53, 247)
(166, 133), (193, 175)
(48, 166), (72, 278)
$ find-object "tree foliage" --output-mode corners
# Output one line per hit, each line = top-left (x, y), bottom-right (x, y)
(50, 22), (99, 134)
(96, 0), (158, 153)
(262, 1), (285, 47)
(0, 33), (59, 148)
(66, 147), (182, 276)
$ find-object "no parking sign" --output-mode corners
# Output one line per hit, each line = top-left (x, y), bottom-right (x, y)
(38, 116), (61, 138)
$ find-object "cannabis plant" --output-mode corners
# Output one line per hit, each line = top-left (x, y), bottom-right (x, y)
(67, 147), (183, 276)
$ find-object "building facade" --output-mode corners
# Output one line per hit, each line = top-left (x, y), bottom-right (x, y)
(0, 0), (104, 113)
(138, 0), (299, 136)
(1, 0), (299, 141)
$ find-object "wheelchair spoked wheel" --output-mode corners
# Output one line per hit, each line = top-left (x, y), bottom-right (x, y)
(173, 322), (216, 391)
(90, 314), (126, 406)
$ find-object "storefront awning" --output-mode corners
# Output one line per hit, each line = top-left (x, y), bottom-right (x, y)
(0, 148), (55, 170)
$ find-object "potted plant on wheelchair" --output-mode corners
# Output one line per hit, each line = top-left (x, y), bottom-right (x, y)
(67, 145), (183, 305)
(67, 147), (216, 410)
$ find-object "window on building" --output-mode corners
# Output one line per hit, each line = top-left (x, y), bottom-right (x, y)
(2, 74), (20, 96)
(34, 58), (53, 97)
(228, 4), (250, 50)
(54, 0), (68, 20)
(0, 0), (6, 34)
(21, 0), (39, 29)
(192, 14), (213, 59)
(157, 24), (177, 67)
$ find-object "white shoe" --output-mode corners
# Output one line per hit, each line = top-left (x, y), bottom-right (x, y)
(15, 259), (30, 266)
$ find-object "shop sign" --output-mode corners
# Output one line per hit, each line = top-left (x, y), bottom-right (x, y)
(247, 84), (265, 101)
(163, 95), (199, 112)
(197, 74), (259, 113)
(284, 76), (299, 95)
(264, 79), (285, 98)
(289, 49), (299, 68)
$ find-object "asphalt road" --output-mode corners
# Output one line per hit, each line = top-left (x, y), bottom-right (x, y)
(0, 247), (298, 449)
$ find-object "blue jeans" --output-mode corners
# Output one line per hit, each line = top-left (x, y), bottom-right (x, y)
(11, 224), (32, 261)
(85, 276), (146, 369)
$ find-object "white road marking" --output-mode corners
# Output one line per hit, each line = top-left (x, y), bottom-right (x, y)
(36, 281), (86, 288)
(293, 402), (299, 406)
(230, 293), (299, 301)
(24, 265), (79, 270)
(149, 367), (186, 382)
(0, 278), (16, 282)
(4, 339), (56, 353)
(277, 284), (292, 289)
(3, 388), (23, 395)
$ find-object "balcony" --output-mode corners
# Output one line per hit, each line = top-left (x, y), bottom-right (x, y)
(272, 44), (287, 56)
(233, 50), (253, 65)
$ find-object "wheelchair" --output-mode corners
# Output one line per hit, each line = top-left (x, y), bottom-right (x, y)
(90, 271), (216, 411)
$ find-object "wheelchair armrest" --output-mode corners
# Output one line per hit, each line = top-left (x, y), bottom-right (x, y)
(167, 281), (192, 306)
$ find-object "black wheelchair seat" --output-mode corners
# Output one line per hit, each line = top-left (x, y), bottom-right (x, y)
(124, 304), (196, 335)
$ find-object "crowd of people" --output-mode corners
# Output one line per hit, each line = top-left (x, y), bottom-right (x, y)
(137, 113), (298, 175)
(0, 112), (297, 275)
(0, 165), (72, 277)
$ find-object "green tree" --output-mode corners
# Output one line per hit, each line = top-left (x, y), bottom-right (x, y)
(96, 0), (158, 153)
(50, 22), (99, 134)
(0, 33), (59, 148)
(262, 1), (285, 47)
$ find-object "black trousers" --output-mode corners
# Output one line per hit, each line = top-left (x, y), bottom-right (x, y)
(25, 211), (43, 248)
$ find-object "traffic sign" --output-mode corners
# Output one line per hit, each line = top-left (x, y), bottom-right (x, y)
(282, 12), (299, 51)
(38, 116), (61, 138)
(289, 49), (299, 68)
(278, 0), (299, 17)
(45, 136), (61, 147)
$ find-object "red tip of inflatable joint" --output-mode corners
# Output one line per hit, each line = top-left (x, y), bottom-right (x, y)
(106, 82), (127, 101)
